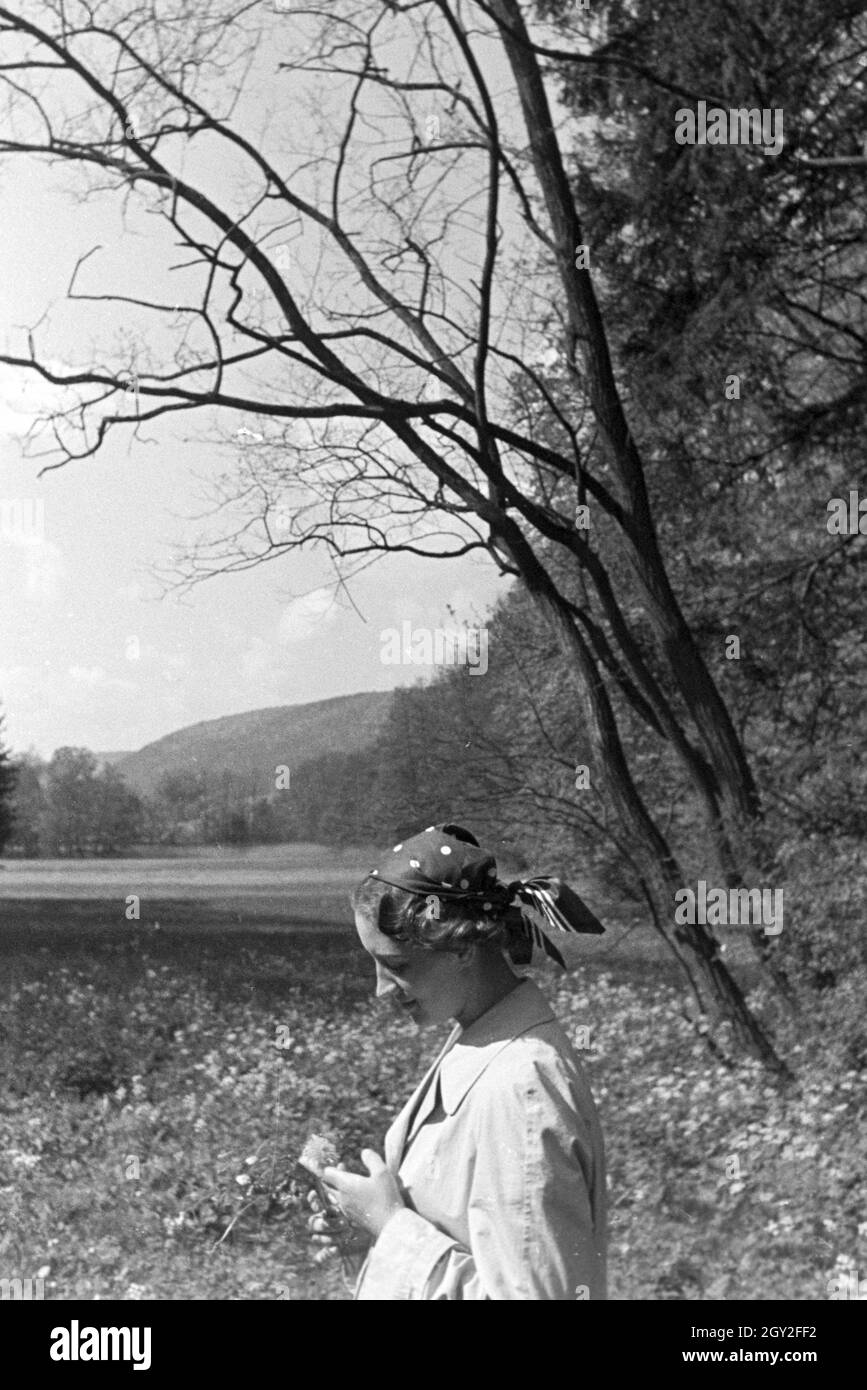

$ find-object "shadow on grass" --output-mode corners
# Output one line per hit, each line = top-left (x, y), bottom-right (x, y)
(0, 896), (746, 997)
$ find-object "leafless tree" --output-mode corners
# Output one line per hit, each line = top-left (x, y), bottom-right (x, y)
(0, 0), (793, 1071)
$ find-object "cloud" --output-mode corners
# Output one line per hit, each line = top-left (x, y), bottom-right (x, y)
(276, 587), (338, 644)
(67, 665), (137, 693)
(236, 588), (340, 686)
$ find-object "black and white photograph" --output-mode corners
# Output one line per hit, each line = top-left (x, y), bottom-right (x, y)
(0, 0), (865, 1335)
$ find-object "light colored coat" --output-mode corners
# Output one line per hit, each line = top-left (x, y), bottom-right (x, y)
(355, 978), (607, 1300)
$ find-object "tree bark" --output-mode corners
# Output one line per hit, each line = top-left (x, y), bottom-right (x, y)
(502, 530), (791, 1077)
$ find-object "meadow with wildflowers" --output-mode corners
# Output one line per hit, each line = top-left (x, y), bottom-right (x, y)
(0, 854), (864, 1301)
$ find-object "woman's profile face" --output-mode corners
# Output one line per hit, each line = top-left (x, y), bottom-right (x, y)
(354, 909), (466, 1028)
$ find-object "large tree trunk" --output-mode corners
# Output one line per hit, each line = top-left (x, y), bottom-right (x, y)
(488, 0), (796, 1004)
(489, 0), (763, 830)
(498, 529), (791, 1077)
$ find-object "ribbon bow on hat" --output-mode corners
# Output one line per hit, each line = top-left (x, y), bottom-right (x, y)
(503, 875), (605, 966)
(366, 822), (604, 968)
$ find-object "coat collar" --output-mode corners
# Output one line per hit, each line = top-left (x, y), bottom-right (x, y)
(437, 978), (554, 1116)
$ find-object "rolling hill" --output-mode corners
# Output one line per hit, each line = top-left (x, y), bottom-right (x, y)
(113, 690), (394, 798)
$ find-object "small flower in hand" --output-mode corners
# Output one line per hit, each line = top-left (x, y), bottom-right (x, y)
(322, 1149), (405, 1239)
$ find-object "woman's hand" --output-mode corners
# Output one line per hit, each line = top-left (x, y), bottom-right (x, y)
(305, 1185), (371, 1278)
(322, 1149), (405, 1239)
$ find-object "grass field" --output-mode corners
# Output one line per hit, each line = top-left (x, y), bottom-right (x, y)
(0, 848), (864, 1301)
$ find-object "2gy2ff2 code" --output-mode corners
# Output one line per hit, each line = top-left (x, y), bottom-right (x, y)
(691, 1327), (817, 1339)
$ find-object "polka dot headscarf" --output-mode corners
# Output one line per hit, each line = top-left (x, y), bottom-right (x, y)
(369, 823), (506, 908)
(365, 822), (605, 967)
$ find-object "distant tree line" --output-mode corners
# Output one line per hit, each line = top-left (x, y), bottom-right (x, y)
(0, 715), (17, 852)
(0, 734), (397, 857)
(5, 748), (147, 856)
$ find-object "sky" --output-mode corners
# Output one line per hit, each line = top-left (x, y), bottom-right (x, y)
(0, 1), (558, 758)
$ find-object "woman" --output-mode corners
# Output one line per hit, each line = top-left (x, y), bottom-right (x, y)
(307, 822), (608, 1301)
